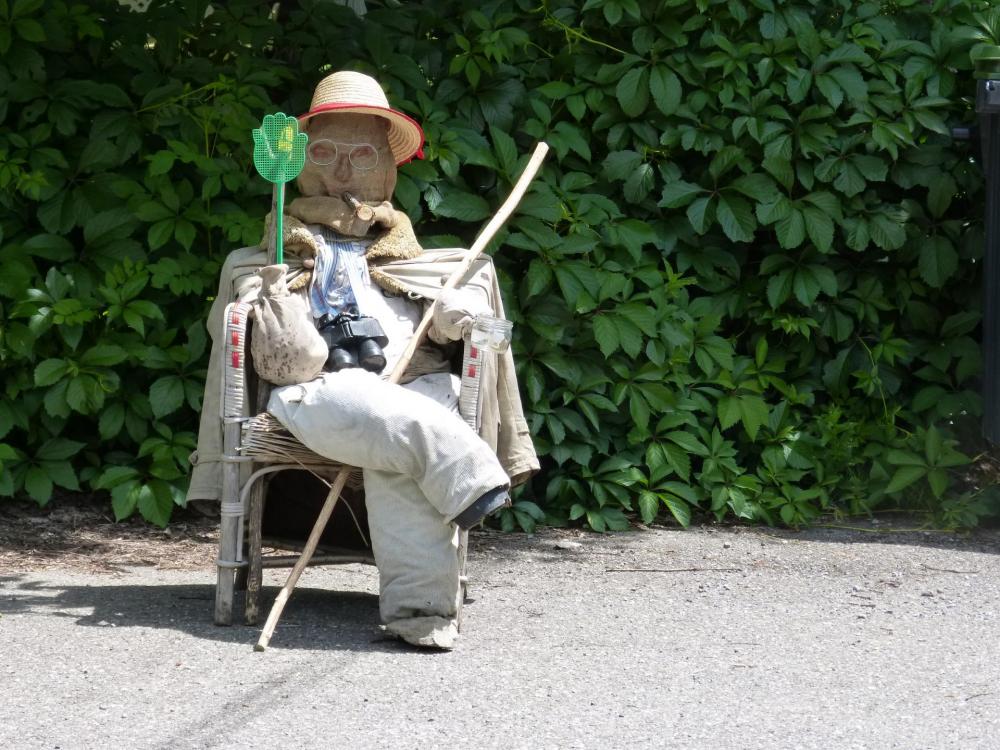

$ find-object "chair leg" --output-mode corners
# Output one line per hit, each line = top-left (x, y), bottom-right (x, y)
(215, 568), (235, 625)
(456, 528), (471, 631)
(244, 475), (267, 625)
(458, 528), (470, 599)
(215, 495), (242, 626)
(216, 422), (244, 626)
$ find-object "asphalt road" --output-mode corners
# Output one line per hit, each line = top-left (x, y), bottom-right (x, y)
(2, 523), (999, 749)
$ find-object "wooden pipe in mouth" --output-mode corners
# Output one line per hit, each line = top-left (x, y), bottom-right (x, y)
(342, 191), (375, 223)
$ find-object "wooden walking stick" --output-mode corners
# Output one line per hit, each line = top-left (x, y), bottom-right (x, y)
(254, 141), (550, 651)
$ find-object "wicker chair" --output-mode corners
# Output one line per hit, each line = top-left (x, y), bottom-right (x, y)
(213, 300), (473, 627)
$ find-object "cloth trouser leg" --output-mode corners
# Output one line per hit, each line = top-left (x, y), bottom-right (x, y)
(267, 369), (509, 521)
(362, 467), (461, 622)
(267, 369), (508, 635)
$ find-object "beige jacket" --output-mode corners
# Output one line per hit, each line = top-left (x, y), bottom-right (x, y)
(187, 246), (539, 502)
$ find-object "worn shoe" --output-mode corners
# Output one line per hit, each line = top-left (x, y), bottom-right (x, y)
(451, 486), (511, 530)
(385, 616), (459, 650)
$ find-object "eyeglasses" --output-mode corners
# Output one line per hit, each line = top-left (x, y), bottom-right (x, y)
(306, 139), (381, 171)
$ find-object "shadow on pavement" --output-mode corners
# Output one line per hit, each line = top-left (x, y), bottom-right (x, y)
(0, 576), (422, 653)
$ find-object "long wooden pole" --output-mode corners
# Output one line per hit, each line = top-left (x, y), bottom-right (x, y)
(255, 142), (550, 651)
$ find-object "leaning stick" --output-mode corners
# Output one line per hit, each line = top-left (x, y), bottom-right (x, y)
(254, 141), (550, 651)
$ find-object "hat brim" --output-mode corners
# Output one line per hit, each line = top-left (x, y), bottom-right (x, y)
(298, 103), (425, 165)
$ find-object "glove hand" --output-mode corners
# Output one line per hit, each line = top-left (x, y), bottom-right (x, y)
(430, 287), (492, 342)
(258, 264), (290, 297)
(370, 201), (401, 229)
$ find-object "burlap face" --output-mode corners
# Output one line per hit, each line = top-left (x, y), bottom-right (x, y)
(296, 113), (397, 202)
(250, 264), (328, 386)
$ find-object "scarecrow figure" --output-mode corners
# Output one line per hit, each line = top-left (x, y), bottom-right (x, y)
(189, 71), (539, 649)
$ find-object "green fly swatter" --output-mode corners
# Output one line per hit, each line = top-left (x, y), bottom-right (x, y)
(252, 113), (308, 265)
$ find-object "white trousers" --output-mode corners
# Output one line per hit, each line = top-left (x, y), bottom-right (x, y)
(268, 369), (509, 623)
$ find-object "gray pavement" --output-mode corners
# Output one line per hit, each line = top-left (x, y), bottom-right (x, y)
(1, 524), (999, 749)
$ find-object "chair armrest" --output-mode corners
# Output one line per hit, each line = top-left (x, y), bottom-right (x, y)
(221, 301), (253, 420)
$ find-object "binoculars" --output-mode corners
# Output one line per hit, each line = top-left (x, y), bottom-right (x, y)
(317, 312), (389, 374)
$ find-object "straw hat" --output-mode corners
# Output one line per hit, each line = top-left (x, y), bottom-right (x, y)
(298, 71), (424, 165)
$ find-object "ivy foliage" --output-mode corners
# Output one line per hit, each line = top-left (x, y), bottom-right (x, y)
(1, 0), (998, 529)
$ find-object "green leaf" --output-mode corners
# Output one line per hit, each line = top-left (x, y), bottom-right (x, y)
(802, 207), (834, 252)
(919, 236), (958, 288)
(593, 315), (619, 357)
(716, 195), (756, 243)
(886, 449), (925, 466)
(111, 481), (140, 521)
(927, 469), (948, 498)
(767, 270), (793, 308)
(623, 163), (654, 203)
(430, 186), (491, 221)
(638, 491), (659, 524)
(829, 66), (867, 102)
(793, 267), (822, 306)
(551, 121), (591, 160)
(24, 466), (53, 504)
(34, 359), (70, 386)
(586, 509), (607, 532)
(616, 66), (650, 117)
(686, 196), (713, 234)
(664, 443), (691, 482)
(756, 197), (792, 225)
(43, 381), (71, 419)
(149, 376), (184, 419)
(94, 465), (140, 489)
(14, 0), (46, 16)
(886, 465), (926, 494)
(649, 65), (682, 116)
(80, 344), (128, 367)
(728, 173), (779, 203)
(148, 219), (174, 250)
(661, 492), (692, 527)
(659, 180), (705, 208)
(148, 150), (176, 176)
(600, 506), (630, 531)
(537, 81), (573, 99)
(524, 260), (553, 298)
(43, 460), (79, 491)
(665, 430), (707, 455)
(927, 175), (957, 219)
(816, 73), (843, 109)
(603, 150), (643, 182)
(786, 69), (812, 103)
(718, 395), (741, 430)
(490, 126), (517, 173)
(23, 234), (75, 261)
(14, 17), (45, 42)
(138, 481), (175, 527)
(941, 312), (980, 338)
(869, 213), (907, 250)
(0, 402), (13, 440)
(36, 438), (86, 461)
(775, 208), (805, 249)
(738, 396), (769, 441)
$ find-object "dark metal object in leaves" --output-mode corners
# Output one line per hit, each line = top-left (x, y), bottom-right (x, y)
(977, 80), (1000, 442)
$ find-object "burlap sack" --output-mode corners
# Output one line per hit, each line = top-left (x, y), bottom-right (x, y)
(251, 264), (327, 386)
